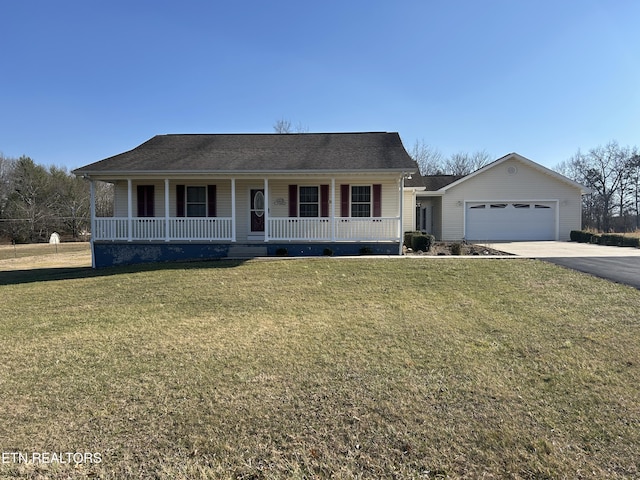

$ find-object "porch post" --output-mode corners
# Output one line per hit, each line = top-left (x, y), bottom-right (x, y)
(264, 177), (269, 242)
(127, 179), (133, 242)
(164, 178), (170, 242)
(231, 178), (236, 242)
(89, 179), (96, 268)
(399, 176), (405, 255)
(331, 178), (336, 242)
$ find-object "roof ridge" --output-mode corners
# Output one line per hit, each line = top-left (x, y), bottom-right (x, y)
(157, 131), (394, 136)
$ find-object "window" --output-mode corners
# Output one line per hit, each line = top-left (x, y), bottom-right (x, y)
(535, 204), (551, 209)
(513, 203), (530, 209)
(299, 186), (319, 217)
(469, 204), (486, 209)
(351, 185), (371, 217)
(490, 203), (508, 209)
(186, 186), (206, 217)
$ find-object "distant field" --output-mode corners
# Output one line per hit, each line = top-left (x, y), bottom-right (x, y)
(0, 242), (91, 269)
(1, 255), (639, 478)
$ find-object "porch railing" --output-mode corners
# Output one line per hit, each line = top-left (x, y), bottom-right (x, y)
(268, 217), (400, 241)
(93, 217), (400, 242)
(268, 218), (332, 241)
(94, 217), (233, 241)
(333, 217), (400, 241)
(169, 218), (233, 240)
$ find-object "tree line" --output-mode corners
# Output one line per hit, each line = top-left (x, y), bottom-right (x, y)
(0, 154), (112, 243)
(555, 141), (640, 232)
(408, 139), (492, 176)
(2, 136), (638, 243)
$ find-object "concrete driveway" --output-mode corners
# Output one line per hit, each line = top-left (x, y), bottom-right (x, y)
(482, 241), (640, 257)
(480, 241), (640, 289)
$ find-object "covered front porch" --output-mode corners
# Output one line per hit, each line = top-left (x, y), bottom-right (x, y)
(89, 176), (405, 246)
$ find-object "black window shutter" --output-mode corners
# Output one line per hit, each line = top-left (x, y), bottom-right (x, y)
(147, 186), (155, 217)
(137, 185), (145, 217)
(207, 185), (217, 217)
(176, 184), (185, 217)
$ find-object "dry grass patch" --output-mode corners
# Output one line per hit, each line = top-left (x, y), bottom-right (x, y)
(0, 258), (639, 479)
(0, 243), (91, 270)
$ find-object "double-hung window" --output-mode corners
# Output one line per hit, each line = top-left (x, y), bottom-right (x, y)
(186, 186), (206, 217)
(299, 186), (319, 217)
(351, 186), (371, 217)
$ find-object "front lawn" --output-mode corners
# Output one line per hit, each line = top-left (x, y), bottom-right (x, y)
(0, 258), (639, 478)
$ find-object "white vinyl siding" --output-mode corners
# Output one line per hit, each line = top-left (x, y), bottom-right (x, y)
(114, 180), (166, 217)
(439, 159), (582, 241)
(402, 189), (416, 233)
(110, 175), (403, 243)
(269, 177), (400, 219)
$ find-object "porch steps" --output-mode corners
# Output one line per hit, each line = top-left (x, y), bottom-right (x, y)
(227, 246), (268, 258)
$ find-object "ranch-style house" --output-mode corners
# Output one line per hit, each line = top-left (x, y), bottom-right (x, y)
(74, 132), (589, 268)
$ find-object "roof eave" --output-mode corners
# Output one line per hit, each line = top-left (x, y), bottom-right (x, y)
(437, 152), (590, 193)
(74, 167), (416, 178)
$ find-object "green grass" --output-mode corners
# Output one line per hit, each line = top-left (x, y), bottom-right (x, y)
(1, 258), (639, 479)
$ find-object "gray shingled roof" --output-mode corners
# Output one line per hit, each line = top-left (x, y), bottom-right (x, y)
(405, 172), (465, 191)
(74, 132), (417, 175)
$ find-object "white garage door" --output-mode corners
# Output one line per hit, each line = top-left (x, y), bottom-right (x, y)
(465, 202), (556, 241)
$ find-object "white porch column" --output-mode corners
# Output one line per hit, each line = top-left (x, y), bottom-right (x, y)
(231, 178), (236, 242)
(399, 176), (405, 255)
(127, 179), (133, 242)
(164, 178), (170, 242)
(89, 179), (96, 268)
(331, 178), (336, 242)
(264, 177), (269, 242)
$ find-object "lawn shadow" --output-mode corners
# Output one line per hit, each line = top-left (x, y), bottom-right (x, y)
(0, 259), (248, 286)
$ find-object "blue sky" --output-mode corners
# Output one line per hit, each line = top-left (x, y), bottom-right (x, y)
(2, 0), (639, 170)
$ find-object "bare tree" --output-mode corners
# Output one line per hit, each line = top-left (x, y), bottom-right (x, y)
(408, 140), (492, 176)
(95, 181), (114, 217)
(0, 154), (16, 219)
(273, 118), (293, 133)
(273, 118), (309, 133)
(49, 165), (90, 238)
(409, 140), (445, 175)
(444, 150), (491, 176)
(559, 141), (639, 231)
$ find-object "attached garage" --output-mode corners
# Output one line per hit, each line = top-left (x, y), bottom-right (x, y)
(405, 153), (590, 242)
(465, 201), (556, 241)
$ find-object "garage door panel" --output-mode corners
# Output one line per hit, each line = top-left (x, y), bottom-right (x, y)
(466, 202), (555, 241)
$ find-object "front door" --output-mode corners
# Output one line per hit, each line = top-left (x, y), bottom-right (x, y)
(250, 189), (265, 233)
